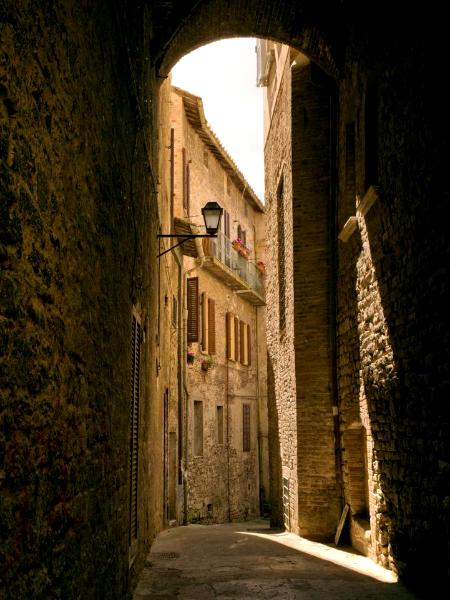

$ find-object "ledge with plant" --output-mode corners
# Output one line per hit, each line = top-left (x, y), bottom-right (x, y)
(231, 237), (250, 259)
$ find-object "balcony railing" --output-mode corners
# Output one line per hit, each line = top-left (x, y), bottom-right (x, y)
(202, 232), (265, 302)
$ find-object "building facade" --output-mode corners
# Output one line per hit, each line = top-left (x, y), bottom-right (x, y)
(260, 35), (434, 571)
(158, 83), (269, 524)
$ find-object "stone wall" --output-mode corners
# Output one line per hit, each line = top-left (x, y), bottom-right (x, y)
(185, 278), (262, 523)
(263, 15), (450, 583)
(336, 50), (450, 583)
(265, 52), (341, 539)
(0, 2), (163, 598)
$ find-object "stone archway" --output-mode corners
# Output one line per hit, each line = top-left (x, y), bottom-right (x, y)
(154, 0), (340, 79)
(158, 11), (341, 539)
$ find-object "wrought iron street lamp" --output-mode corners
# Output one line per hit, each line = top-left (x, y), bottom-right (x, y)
(157, 200), (223, 258)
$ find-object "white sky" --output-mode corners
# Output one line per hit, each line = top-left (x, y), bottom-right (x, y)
(171, 37), (265, 201)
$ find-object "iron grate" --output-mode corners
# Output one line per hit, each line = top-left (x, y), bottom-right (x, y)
(150, 552), (180, 560)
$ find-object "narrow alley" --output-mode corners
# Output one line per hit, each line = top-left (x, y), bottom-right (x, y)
(1, 2), (449, 599)
(133, 520), (419, 600)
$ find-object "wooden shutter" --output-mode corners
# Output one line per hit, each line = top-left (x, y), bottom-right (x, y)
(226, 312), (234, 360)
(201, 292), (208, 352)
(239, 321), (245, 365)
(234, 316), (239, 363)
(187, 278), (199, 342)
(130, 314), (141, 543)
(247, 324), (251, 366)
(208, 298), (216, 355)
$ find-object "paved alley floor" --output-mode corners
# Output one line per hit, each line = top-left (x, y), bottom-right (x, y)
(133, 519), (422, 599)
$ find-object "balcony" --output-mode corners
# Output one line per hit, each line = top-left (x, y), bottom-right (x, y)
(201, 232), (265, 305)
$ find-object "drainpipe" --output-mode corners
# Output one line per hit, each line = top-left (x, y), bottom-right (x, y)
(254, 304), (262, 514)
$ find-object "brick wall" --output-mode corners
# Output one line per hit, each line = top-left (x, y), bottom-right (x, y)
(291, 62), (341, 538)
(265, 54), (340, 539)
(264, 54), (299, 532)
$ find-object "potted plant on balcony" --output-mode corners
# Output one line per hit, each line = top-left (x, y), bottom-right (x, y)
(232, 238), (250, 259)
(187, 349), (195, 365)
(256, 260), (266, 275)
(201, 355), (214, 371)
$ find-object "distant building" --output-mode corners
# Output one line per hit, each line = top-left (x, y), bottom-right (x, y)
(158, 81), (269, 524)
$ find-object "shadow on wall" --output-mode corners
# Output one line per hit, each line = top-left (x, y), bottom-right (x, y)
(359, 170), (449, 590)
(337, 223), (369, 552)
(266, 354), (284, 529)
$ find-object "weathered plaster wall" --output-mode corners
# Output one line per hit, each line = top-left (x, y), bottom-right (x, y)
(185, 278), (261, 523)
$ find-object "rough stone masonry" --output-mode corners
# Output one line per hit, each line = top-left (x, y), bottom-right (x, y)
(1, 1), (449, 599)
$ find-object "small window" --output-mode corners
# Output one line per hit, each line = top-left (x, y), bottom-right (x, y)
(203, 149), (209, 168)
(194, 401), (203, 456)
(243, 404), (251, 452)
(217, 406), (224, 444)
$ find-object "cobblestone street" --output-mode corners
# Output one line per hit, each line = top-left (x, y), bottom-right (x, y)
(133, 520), (421, 599)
